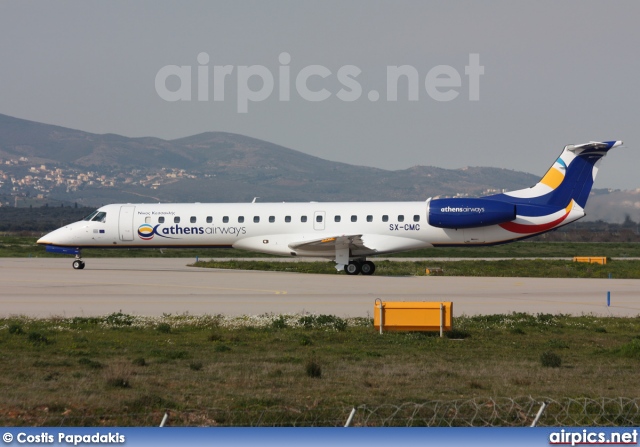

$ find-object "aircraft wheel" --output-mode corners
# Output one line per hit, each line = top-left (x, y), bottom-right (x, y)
(361, 261), (376, 275)
(344, 261), (361, 275)
(72, 260), (85, 270)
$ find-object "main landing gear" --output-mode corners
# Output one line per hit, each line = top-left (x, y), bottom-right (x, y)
(344, 260), (376, 276)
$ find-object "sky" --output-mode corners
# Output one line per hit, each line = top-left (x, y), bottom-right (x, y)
(1, 0), (639, 189)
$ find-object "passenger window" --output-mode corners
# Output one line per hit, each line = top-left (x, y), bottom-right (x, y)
(351, 215), (357, 222)
(223, 216), (229, 223)
(206, 216), (213, 223)
(382, 215), (389, 222)
(174, 216), (180, 223)
(145, 217), (151, 224)
(190, 216), (196, 223)
(413, 215), (420, 222)
(254, 216), (260, 223)
(238, 216), (244, 223)
(159, 216), (165, 223)
(334, 215), (341, 222)
(316, 215), (323, 223)
(301, 216), (308, 223)
(367, 215), (373, 222)
(398, 215), (404, 222)
(269, 216), (275, 223)
(285, 216), (291, 223)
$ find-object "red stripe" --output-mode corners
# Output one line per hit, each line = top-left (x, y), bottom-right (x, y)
(499, 211), (570, 234)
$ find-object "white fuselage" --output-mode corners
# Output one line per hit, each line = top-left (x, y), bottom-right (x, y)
(37, 201), (584, 259)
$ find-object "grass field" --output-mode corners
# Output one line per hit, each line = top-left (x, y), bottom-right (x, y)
(3, 234), (640, 259)
(191, 258), (640, 278)
(2, 313), (640, 426)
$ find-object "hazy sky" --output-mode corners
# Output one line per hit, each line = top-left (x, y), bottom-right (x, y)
(1, 1), (638, 189)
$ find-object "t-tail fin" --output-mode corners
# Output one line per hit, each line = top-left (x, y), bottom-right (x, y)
(492, 140), (623, 209)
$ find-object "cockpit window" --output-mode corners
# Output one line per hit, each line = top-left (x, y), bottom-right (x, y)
(91, 212), (107, 223)
(83, 210), (99, 221)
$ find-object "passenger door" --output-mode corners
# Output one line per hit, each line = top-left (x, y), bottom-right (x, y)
(118, 205), (135, 241)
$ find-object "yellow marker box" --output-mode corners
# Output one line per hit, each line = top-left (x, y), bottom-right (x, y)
(374, 300), (452, 334)
(573, 256), (606, 265)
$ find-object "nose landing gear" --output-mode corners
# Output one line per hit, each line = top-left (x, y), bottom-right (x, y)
(72, 253), (85, 270)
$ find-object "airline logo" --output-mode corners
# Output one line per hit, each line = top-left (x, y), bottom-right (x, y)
(137, 224), (156, 240)
(440, 206), (485, 213)
(137, 223), (246, 240)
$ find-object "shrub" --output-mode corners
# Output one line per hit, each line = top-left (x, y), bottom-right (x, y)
(28, 331), (50, 346)
(540, 351), (562, 368)
(207, 332), (223, 342)
(132, 357), (146, 367)
(104, 312), (134, 327)
(446, 328), (471, 339)
(157, 323), (171, 334)
(78, 358), (103, 369)
(617, 339), (640, 358)
(272, 316), (288, 329)
(214, 344), (231, 353)
(106, 377), (131, 388)
(189, 362), (203, 371)
(104, 362), (134, 388)
(8, 323), (24, 335)
(305, 359), (322, 379)
(298, 315), (347, 331)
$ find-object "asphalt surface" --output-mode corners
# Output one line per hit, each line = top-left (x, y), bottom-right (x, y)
(1, 258), (638, 318)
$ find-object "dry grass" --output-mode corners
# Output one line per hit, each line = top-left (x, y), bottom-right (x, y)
(1, 312), (640, 425)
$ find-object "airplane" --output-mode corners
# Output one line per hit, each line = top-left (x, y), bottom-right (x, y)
(38, 140), (623, 274)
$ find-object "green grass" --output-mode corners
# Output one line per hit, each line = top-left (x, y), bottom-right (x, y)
(4, 233), (640, 258)
(191, 259), (640, 278)
(2, 313), (640, 426)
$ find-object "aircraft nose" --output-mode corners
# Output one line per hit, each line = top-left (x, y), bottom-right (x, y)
(37, 226), (75, 246)
(37, 229), (59, 245)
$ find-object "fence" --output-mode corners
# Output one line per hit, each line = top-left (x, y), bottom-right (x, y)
(5, 397), (640, 427)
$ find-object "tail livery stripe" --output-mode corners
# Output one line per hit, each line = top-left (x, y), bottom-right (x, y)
(499, 201), (574, 234)
(539, 163), (565, 189)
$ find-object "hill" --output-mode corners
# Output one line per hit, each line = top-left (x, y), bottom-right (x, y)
(1, 113), (636, 223)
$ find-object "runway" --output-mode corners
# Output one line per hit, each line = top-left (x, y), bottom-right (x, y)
(1, 258), (639, 318)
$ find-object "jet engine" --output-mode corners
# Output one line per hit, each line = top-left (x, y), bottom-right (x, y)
(428, 198), (516, 229)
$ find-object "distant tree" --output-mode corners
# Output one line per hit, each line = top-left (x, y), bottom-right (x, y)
(622, 214), (636, 228)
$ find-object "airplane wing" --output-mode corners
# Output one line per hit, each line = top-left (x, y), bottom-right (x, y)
(288, 233), (425, 258)
(288, 234), (367, 253)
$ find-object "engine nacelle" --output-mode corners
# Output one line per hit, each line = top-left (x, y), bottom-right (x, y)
(428, 198), (516, 229)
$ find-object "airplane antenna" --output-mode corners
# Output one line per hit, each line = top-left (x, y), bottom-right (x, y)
(252, 197), (259, 203)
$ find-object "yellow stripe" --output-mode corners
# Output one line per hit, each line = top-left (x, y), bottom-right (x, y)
(565, 199), (574, 213)
(540, 167), (564, 189)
